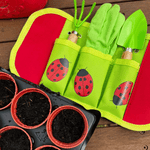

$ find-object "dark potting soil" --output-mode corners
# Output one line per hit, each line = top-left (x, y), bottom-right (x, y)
(0, 79), (15, 108)
(41, 147), (58, 150)
(52, 109), (84, 143)
(16, 92), (50, 126)
(0, 129), (30, 150)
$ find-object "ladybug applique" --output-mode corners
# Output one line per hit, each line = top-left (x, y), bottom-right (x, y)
(47, 58), (69, 82)
(74, 69), (93, 97)
(112, 81), (133, 106)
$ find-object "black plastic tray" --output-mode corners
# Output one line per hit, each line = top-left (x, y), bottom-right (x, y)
(0, 67), (100, 150)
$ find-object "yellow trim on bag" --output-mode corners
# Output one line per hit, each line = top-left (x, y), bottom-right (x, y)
(114, 59), (140, 70)
(146, 33), (150, 40)
(55, 38), (81, 51)
(100, 109), (150, 131)
(9, 8), (90, 76)
(81, 46), (112, 62)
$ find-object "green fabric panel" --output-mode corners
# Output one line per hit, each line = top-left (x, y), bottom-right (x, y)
(59, 19), (89, 48)
(40, 38), (80, 95)
(64, 46), (112, 108)
(98, 59), (139, 119)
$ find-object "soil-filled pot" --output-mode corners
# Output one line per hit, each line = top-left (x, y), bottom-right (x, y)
(35, 145), (61, 150)
(0, 72), (18, 110)
(46, 105), (88, 149)
(0, 126), (32, 150)
(11, 88), (52, 129)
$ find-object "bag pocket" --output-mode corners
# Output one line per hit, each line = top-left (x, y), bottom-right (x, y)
(40, 38), (81, 95)
(64, 46), (112, 108)
(98, 59), (140, 119)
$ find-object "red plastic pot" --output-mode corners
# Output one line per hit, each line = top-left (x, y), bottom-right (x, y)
(35, 145), (61, 150)
(0, 72), (18, 110)
(0, 126), (32, 150)
(11, 88), (52, 129)
(46, 105), (88, 149)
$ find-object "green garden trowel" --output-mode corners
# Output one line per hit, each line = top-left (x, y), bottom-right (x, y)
(117, 9), (147, 60)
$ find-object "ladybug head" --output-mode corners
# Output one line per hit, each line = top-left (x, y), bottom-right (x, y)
(77, 69), (88, 76)
(60, 58), (69, 68)
(113, 95), (123, 106)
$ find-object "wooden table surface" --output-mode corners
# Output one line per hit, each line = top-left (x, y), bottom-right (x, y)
(0, 0), (150, 150)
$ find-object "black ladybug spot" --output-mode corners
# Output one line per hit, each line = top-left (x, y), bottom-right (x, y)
(78, 92), (80, 95)
(85, 85), (89, 89)
(57, 64), (60, 67)
(56, 74), (59, 77)
(51, 69), (54, 72)
(75, 82), (77, 85)
(47, 72), (49, 75)
(123, 97), (126, 100)
(118, 87), (121, 90)
(53, 79), (56, 81)
(63, 73), (65, 76)
(119, 93), (123, 96)
(52, 63), (54, 65)
(129, 82), (132, 84)
(84, 78), (87, 81)
(60, 67), (63, 70)
(78, 86), (81, 90)
(90, 80), (92, 83)
(87, 91), (90, 94)
(79, 78), (82, 81)
(125, 86), (128, 90)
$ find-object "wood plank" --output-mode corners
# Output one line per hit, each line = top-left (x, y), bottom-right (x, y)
(0, 1), (150, 43)
(0, 42), (15, 69)
(98, 118), (116, 126)
(0, 19), (26, 43)
(46, 0), (133, 9)
(86, 127), (149, 150)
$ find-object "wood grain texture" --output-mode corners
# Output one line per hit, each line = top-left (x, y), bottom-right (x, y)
(0, 42), (15, 69)
(98, 118), (116, 126)
(0, 19), (26, 43)
(0, 1), (150, 43)
(46, 0), (135, 9)
(86, 127), (149, 150)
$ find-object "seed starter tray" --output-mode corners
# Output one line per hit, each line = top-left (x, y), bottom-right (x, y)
(0, 67), (100, 150)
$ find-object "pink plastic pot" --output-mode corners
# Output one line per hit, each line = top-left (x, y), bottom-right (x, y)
(35, 145), (61, 150)
(46, 105), (88, 149)
(0, 126), (32, 150)
(0, 72), (18, 110)
(11, 88), (52, 129)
